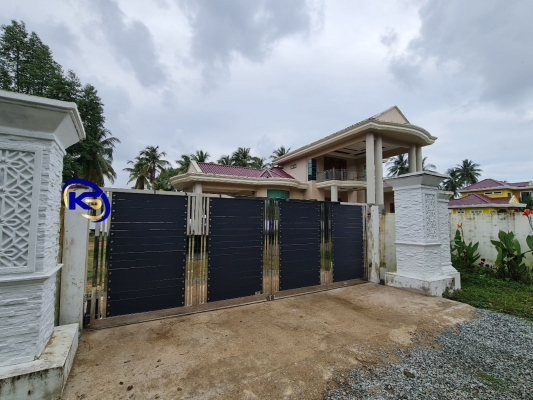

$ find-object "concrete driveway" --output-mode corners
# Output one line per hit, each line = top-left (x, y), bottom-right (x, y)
(63, 284), (473, 400)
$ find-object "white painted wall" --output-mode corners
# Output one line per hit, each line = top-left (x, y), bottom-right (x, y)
(449, 212), (533, 266)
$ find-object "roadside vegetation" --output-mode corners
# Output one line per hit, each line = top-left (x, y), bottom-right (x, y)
(445, 216), (533, 321)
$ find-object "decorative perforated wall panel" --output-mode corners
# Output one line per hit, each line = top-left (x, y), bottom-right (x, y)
(0, 149), (36, 271)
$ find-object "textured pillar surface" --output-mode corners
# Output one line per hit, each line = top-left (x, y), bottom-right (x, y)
(365, 133), (375, 204)
(0, 91), (84, 367)
(384, 172), (461, 296)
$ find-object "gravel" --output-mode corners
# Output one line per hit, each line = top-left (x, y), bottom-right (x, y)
(325, 310), (533, 399)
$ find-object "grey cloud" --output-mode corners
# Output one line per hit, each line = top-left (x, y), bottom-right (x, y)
(388, 0), (533, 105)
(92, 0), (167, 87)
(380, 30), (398, 48)
(182, 0), (318, 87)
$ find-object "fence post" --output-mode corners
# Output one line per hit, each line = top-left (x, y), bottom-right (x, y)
(367, 205), (381, 283)
(60, 192), (90, 328)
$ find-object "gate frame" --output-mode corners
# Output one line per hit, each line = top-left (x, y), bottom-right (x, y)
(78, 189), (368, 329)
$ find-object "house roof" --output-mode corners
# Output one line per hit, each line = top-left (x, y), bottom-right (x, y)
(272, 106), (437, 165)
(448, 193), (525, 208)
(461, 178), (533, 192)
(196, 162), (294, 179)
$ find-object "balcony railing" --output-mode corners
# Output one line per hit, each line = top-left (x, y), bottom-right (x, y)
(316, 168), (366, 183)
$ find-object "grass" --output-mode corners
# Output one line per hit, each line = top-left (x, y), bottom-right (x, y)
(446, 267), (533, 321)
(477, 371), (506, 391)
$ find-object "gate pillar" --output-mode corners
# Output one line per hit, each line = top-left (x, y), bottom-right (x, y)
(384, 172), (460, 296)
(0, 90), (84, 374)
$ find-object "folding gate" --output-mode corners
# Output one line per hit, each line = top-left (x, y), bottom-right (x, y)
(86, 190), (366, 328)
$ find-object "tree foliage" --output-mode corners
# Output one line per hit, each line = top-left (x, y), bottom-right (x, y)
(0, 20), (120, 185)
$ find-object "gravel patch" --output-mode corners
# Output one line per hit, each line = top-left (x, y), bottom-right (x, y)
(325, 310), (533, 399)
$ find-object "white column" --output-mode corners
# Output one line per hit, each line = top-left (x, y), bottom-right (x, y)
(193, 182), (203, 194)
(438, 191), (460, 290)
(416, 146), (423, 172)
(331, 185), (338, 202)
(384, 172), (460, 296)
(408, 145), (417, 173)
(365, 133), (375, 204)
(0, 91), (84, 367)
(374, 135), (384, 205)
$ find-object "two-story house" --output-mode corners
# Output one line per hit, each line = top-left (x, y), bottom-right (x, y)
(170, 106), (437, 211)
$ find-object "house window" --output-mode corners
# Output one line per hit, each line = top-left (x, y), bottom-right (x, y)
(457, 209), (465, 214)
(307, 159), (317, 181)
(521, 191), (532, 202)
(508, 193), (512, 198)
(484, 191), (502, 195)
(267, 190), (289, 199)
(470, 210), (483, 215)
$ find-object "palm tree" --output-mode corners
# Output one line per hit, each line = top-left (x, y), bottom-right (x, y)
(386, 154), (436, 177)
(231, 147), (252, 167)
(386, 154), (409, 177)
(271, 146), (291, 160)
(191, 150), (210, 162)
(217, 155), (232, 165)
(123, 156), (151, 190)
(441, 167), (462, 197)
(422, 157), (436, 172)
(153, 167), (180, 191)
(250, 157), (269, 169)
(78, 127), (120, 186)
(138, 146), (170, 184)
(456, 159), (482, 186)
(176, 154), (191, 174)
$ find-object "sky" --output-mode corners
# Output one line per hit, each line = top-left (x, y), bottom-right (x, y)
(1, 0), (532, 187)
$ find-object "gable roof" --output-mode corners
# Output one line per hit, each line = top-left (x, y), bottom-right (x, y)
(196, 162), (294, 179)
(371, 106), (410, 124)
(461, 178), (533, 192)
(449, 193), (523, 207)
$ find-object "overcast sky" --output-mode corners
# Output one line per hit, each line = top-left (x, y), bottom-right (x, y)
(2, 0), (532, 187)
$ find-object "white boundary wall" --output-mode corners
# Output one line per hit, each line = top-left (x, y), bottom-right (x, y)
(449, 212), (533, 266)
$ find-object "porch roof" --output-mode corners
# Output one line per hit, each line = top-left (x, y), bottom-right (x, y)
(272, 106), (437, 164)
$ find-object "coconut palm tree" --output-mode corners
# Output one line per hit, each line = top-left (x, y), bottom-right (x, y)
(271, 146), (291, 160)
(217, 155), (232, 165)
(386, 154), (409, 176)
(441, 167), (462, 197)
(250, 157), (269, 169)
(138, 146), (170, 184)
(231, 147), (252, 167)
(78, 127), (120, 186)
(123, 156), (151, 190)
(191, 150), (210, 162)
(176, 154), (191, 174)
(456, 159), (482, 186)
(387, 154), (436, 176)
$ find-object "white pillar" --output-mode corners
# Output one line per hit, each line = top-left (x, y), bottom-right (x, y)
(0, 90), (84, 367)
(408, 145), (417, 173)
(60, 196), (90, 328)
(331, 185), (338, 202)
(374, 135), (384, 205)
(384, 172), (460, 296)
(416, 146), (423, 172)
(365, 133), (375, 204)
(438, 191), (460, 290)
(193, 182), (203, 194)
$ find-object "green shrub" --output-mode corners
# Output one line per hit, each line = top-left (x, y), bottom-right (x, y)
(450, 227), (480, 270)
(491, 230), (533, 282)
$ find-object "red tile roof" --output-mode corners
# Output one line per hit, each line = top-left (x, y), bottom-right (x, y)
(196, 162), (295, 179)
(462, 179), (533, 191)
(449, 194), (516, 206)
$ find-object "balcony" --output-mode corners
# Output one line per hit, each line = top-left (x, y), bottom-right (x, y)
(316, 168), (366, 183)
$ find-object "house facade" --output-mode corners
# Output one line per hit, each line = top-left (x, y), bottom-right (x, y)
(170, 106), (437, 209)
(448, 178), (530, 214)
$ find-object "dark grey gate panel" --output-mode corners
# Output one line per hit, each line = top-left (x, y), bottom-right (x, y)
(208, 198), (264, 302)
(106, 193), (187, 317)
(331, 203), (364, 281)
(279, 201), (321, 291)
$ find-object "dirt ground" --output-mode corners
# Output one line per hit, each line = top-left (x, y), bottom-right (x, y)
(63, 283), (473, 400)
